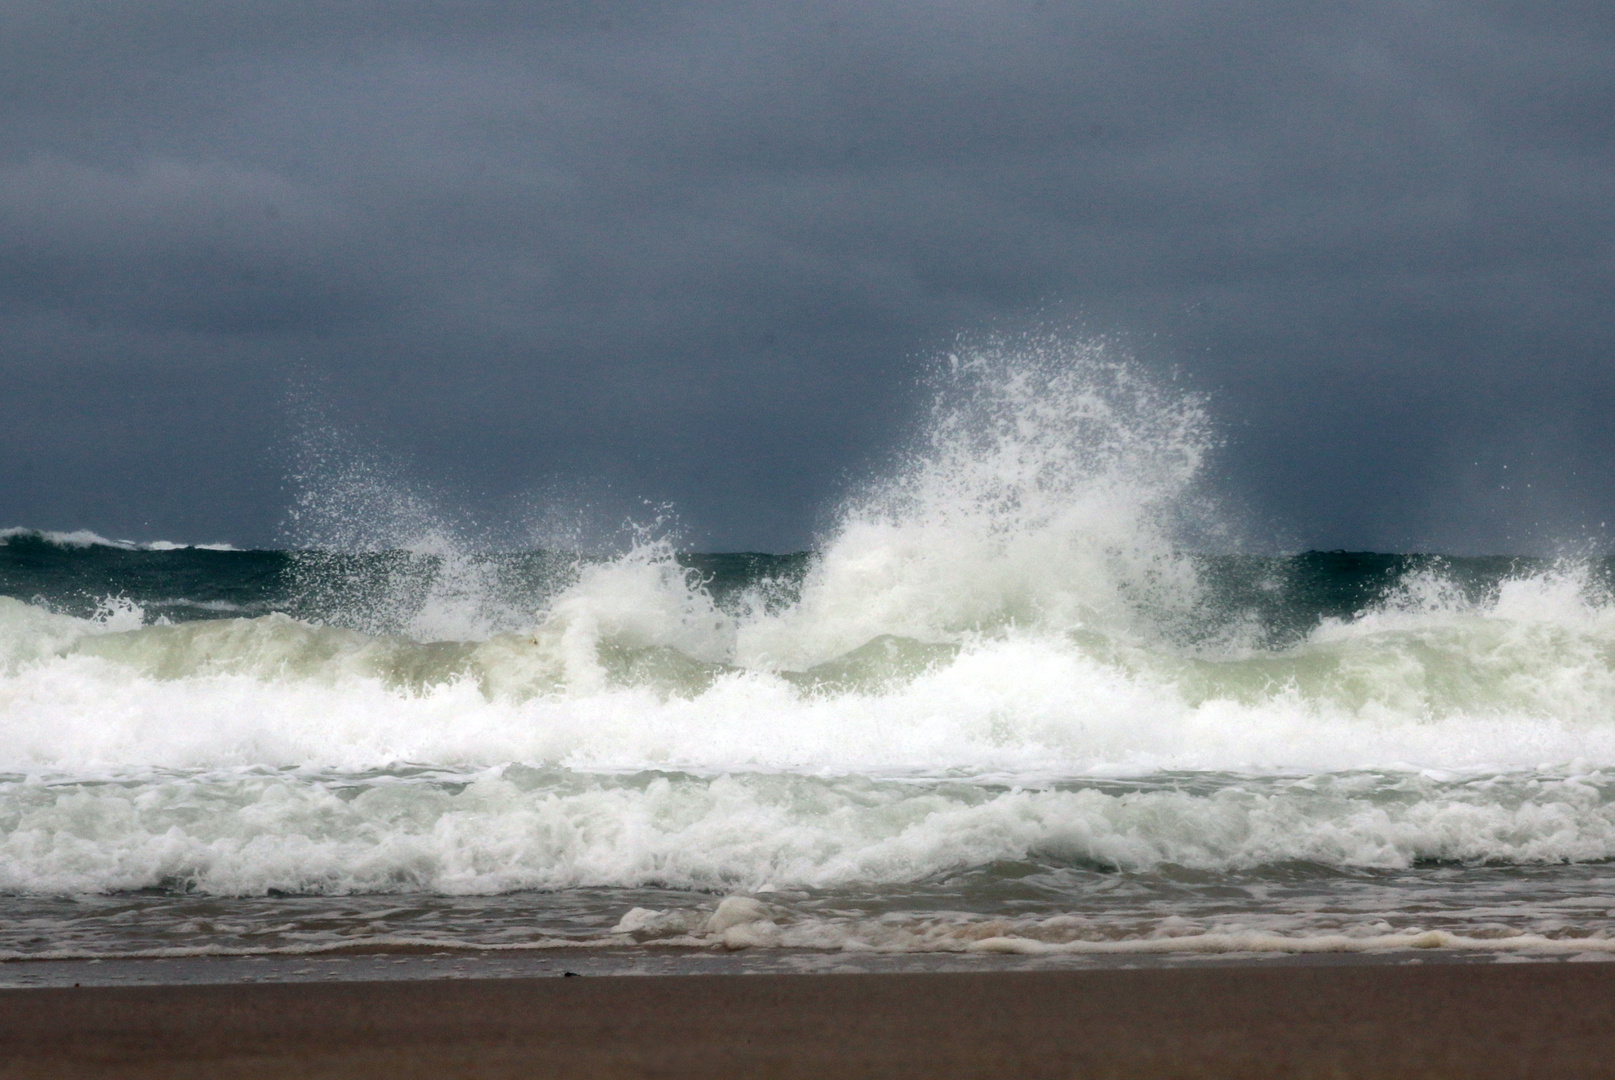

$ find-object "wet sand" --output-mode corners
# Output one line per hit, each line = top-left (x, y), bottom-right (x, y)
(3, 962), (1615, 1079)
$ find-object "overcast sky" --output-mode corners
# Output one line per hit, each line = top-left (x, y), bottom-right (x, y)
(2, 0), (1611, 553)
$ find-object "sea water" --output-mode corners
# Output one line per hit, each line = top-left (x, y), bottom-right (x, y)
(5, 338), (1615, 966)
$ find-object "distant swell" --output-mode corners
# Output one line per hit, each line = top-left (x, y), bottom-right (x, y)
(0, 527), (238, 552)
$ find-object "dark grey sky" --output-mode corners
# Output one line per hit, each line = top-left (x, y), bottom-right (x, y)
(3, 0), (1612, 553)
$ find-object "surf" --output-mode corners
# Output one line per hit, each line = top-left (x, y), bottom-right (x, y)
(4, 335), (1615, 961)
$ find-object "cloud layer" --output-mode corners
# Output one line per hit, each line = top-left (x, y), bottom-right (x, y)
(2, 0), (1612, 551)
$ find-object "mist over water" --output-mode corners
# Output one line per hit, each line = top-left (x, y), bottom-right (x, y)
(5, 337), (1615, 964)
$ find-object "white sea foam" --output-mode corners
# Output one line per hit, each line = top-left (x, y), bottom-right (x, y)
(7, 587), (1615, 782)
(4, 766), (1615, 896)
(611, 905), (1615, 959)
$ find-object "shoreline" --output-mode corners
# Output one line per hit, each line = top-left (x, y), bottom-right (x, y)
(0, 943), (1583, 989)
(5, 963), (1615, 1078)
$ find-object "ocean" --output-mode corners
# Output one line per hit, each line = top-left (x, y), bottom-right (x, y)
(5, 343), (1615, 969)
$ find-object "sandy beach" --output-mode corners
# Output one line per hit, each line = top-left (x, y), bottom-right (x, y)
(3, 962), (1614, 1079)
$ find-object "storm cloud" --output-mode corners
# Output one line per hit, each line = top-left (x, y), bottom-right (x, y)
(2, 0), (1612, 552)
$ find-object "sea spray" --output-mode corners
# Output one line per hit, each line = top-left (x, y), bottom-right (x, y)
(733, 337), (1223, 669)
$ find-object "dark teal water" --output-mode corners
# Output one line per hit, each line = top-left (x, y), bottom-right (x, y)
(0, 529), (1573, 647)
